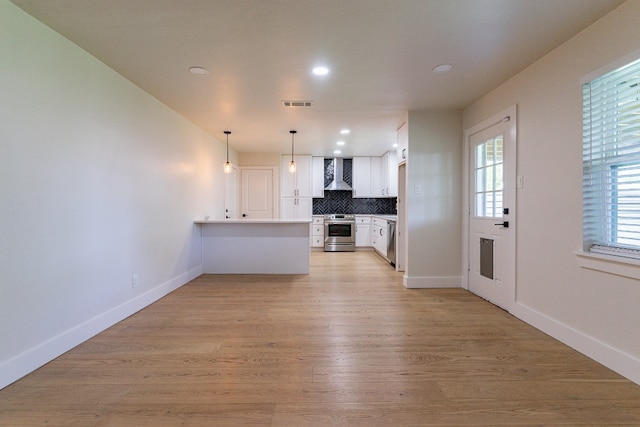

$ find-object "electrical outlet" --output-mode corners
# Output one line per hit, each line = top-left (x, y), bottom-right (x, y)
(132, 274), (139, 288)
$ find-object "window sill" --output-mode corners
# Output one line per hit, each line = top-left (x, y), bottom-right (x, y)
(575, 251), (640, 281)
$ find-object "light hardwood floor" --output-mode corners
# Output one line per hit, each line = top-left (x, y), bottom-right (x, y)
(2, 251), (640, 426)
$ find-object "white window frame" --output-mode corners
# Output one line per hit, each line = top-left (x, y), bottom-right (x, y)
(579, 49), (640, 278)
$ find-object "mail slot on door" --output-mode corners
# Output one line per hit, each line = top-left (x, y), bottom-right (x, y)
(480, 238), (494, 280)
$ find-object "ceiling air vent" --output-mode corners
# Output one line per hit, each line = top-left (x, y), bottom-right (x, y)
(282, 100), (313, 108)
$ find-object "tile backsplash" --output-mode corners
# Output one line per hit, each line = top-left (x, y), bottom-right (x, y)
(313, 158), (397, 215)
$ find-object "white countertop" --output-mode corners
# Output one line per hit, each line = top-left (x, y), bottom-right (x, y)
(371, 215), (398, 221)
(194, 218), (312, 224)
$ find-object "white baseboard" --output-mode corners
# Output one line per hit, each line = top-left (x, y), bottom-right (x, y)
(0, 265), (202, 390)
(511, 302), (640, 386)
(403, 275), (462, 288)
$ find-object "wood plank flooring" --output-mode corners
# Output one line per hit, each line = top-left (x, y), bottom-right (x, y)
(2, 251), (640, 426)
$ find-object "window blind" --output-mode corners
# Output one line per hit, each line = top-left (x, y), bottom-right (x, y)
(583, 57), (640, 258)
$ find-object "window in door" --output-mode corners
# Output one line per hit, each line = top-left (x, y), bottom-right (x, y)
(475, 135), (504, 218)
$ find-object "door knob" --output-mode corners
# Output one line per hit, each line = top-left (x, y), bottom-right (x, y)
(494, 221), (509, 228)
(242, 213), (247, 217)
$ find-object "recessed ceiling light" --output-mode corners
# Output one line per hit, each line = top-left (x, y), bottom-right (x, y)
(189, 66), (210, 76)
(432, 64), (453, 74)
(312, 66), (330, 76)
(337, 141), (345, 146)
(334, 150), (342, 154)
(392, 143), (398, 148)
(340, 129), (350, 134)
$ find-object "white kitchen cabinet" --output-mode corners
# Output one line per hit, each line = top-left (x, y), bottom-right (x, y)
(355, 216), (371, 247)
(369, 152), (397, 198)
(281, 197), (312, 220)
(371, 217), (388, 257)
(397, 122), (408, 164)
(311, 216), (324, 247)
(281, 155), (312, 198)
(381, 151), (398, 197)
(352, 157), (372, 198)
(282, 155), (312, 219)
(370, 156), (383, 197)
(312, 156), (325, 198)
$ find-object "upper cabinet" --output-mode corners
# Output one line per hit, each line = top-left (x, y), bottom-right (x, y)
(382, 151), (398, 197)
(281, 155), (312, 198)
(352, 157), (372, 198)
(353, 153), (397, 198)
(312, 156), (325, 198)
(397, 122), (408, 164)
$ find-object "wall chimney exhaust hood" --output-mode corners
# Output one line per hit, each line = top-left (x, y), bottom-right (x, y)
(325, 158), (352, 191)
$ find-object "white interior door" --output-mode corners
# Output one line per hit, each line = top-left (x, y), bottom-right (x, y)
(466, 107), (516, 310)
(241, 168), (275, 219)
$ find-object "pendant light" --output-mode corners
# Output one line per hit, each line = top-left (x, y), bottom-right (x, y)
(223, 130), (232, 174)
(288, 130), (297, 173)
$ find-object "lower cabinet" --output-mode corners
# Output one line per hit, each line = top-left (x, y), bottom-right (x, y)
(355, 216), (371, 247)
(281, 197), (312, 219)
(371, 217), (388, 257)
(311, 216), (324, 248)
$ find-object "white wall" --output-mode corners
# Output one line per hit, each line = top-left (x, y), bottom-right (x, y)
(405, 110), (463, 288)
(463, 1), (640, 384)
(0, 2), (229, 388)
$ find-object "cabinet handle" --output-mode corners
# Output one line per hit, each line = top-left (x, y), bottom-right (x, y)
(402, 148), (407, 159)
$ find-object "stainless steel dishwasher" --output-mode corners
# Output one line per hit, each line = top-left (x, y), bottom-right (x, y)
(386, 219), (396, 266)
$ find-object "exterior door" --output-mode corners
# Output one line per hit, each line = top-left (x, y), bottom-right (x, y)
(241, 168), (275, 219)
(466, 106), (516, 310)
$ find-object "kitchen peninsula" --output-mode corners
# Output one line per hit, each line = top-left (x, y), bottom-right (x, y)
(194, 218), (312, 274)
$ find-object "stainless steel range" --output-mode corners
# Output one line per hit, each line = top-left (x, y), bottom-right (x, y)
(324, 214), (356, 252)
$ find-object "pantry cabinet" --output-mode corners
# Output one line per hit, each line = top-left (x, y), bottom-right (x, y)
(281, 155), (311, 198)
(281, 155), (312, 219)
(281, 196), (312, 219)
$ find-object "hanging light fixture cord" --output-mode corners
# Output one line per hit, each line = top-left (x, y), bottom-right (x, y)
(289, 130), (297, 173)
(224, 130), (231, 173)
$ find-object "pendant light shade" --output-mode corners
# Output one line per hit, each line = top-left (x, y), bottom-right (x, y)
(288, 130), (297, 173)
(223, 131), (232, 174)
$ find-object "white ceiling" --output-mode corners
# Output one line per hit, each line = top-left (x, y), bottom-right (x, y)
(11, 0), (625, 157)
